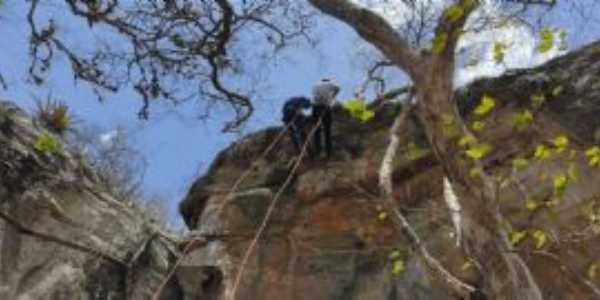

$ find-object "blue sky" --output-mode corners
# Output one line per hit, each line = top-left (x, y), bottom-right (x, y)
(1, 1), (600, 229)
(0, 1), (367, 228)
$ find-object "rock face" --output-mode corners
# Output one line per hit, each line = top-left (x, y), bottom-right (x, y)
(179, 103), (457, 300)
(0, 102), (183, 299)
(180, 40), (600, 300)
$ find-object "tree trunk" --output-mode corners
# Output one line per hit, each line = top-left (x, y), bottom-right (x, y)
(414, 62), (542, 299)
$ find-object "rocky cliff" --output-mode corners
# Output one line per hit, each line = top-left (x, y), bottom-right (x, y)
(3, 40), (600, 300)
(0, 102), (184, 299)
(180, 40), (600, 299)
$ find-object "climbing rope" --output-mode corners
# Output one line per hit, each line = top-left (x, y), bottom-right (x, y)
(151, 114), (318, 300)
(228, 117), (323, 300)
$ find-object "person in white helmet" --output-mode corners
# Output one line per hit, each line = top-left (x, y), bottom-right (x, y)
(311, 78), (340, 158)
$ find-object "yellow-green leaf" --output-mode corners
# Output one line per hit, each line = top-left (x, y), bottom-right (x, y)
(359, 109), (375, 122)
(343, 98), (366, 114)
(558, 30), (568, 51)
(568, 163), (579, 182)
(466, 143), (492, 160)
(512, 110), (534, 129)
(589, 263), (598, 279)
(532, 229), (547, 249)
(474, 94), (496, 116)
(531, 93), (546, 109)
(469, 167), (483, 178)
(568, 149), (577, 161)
(554, 174), (568, 193)
(471, 121), (485, 132)
(493, 42), (508, 64)
(432, 32), (448, 55)
(445, 4), (464, 22)
(538, 27), (554, 53)
(378, 212), (388, 221)
(343, 98), (375, 123)
(459, 134), (476, 147)
(586, 146), (600, 167)
(534, 144), (552, 160)
(441, 113), (460, 138)
(392, 259), (405, 275)
(512, 158), (529, 171)
(525, 199), (538, 211)
(389, 250), (401, 260)
(461, 259), (474, 271)
(552, 85), (564, 97)
(552, 135), (569, 150)
(590, 157), (600, 168)
(510, 230), (528, 247)
(34, 132), (63, 154)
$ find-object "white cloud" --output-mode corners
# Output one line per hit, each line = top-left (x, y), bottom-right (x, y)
(98, 130), (118, 146)
(455, 2), (566, 86)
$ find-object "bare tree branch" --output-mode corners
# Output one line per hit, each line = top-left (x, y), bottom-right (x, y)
(307, 0), (423, 78)
(25, 0), (314, 131)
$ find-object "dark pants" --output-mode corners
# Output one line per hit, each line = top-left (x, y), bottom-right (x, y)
(312, 104), (332, 157)
(284, 114), (308, 153)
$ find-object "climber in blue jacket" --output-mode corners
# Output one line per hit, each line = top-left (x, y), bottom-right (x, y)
(282, 96), (312, 153)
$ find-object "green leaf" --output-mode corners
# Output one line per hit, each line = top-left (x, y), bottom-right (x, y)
(568, 163), (579, 182)
(441, 113), (460, 138)
(466, 143), (492, 160)
(512, 110), (534, 129)
(552, 135), (569, 153)
(343, 98), (367, 115)
(538, 27), (554, 53)
(471, 121), (485, 132)
(391, 259), (405, 275)
(554, 174), (568, 193)
(558, 30), (568, 51)
(552, 135), (569, 148)
(589, 263), (598, 279)
(343, 99), (375, 123)
(432, 32), (448, 55)
(459, 134), (476, 147)
(585, 146), (600, 167)
(360, 110), (375, 122)
(34, 132), (63, 154)
(590, 157), (600, 167)
(512, 158), (529, 171)
(389, 250), (402, 260)
(534, 144), (552, 160)
(510, 230), (528, 247)
(493, 42), (508, 64)
(531, 93), (546, 109)
(469, 167), (483, 178)
(404, 142), (428, 161)
(532, 229), (547, 249)
(474, 94), (496, 116)
(461, 259), (474, 271)
(551, 85), (564, 97)
(445, 4), (465, 22)
(525, 199), (538, 211)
